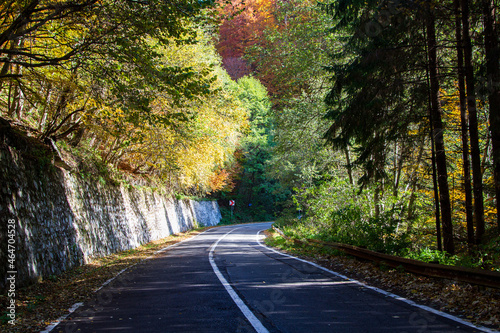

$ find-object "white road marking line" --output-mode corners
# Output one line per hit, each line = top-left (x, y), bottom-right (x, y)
(256, 229), (498, 333)
(39, 302), (84, 333)
(209, 227), (270, 333)
(253, 280), (356, 288)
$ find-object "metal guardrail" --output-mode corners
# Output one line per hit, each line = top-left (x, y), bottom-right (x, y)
(271, 226), (500, 289)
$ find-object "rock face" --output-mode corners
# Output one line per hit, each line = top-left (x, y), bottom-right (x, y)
(0, 139), (221, 289)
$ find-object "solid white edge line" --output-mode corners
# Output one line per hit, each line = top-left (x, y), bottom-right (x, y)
(40, 227), (214, 333)
(39, 302), (84, 333)
(256, 229), (498, 333)
(209, 227), (270, 333)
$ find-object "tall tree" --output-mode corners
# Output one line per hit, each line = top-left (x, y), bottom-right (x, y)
(482, 0), (500, 232)
(461, 0), (486, 244)
(323, 0), (430, 197)
(454, 0), (474, 246)
(425, 5), (455, 254)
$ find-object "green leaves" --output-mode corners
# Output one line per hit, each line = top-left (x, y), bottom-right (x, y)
(0, 0), (253, 198)
(225, 76), (288, 221)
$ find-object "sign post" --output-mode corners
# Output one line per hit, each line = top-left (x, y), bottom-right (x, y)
(229, 200), (235, 221)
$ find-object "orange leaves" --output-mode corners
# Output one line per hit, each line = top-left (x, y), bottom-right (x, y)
(216, 0), (277, 79)
(208, 169), (232, 193)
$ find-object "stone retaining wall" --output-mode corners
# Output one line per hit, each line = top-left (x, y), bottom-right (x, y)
(0, 142), (221, 289)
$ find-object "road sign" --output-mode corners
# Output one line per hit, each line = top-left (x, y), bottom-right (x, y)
(229, 200), (235, 206)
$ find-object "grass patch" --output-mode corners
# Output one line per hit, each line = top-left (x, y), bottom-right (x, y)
(264, 229), (345, 259)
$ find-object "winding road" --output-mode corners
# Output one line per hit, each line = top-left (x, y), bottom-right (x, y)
(53, 222), (491, 333)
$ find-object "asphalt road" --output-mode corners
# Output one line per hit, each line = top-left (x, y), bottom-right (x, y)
(53, 222), (490, 333)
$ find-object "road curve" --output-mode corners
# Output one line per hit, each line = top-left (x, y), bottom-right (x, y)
(53, 222), (490, 333)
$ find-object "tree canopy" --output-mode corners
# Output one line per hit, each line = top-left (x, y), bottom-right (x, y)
(1, 0), (499, 269)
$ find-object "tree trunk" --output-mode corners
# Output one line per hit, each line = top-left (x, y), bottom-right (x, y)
(393, 141), (405, 198)
(0, 30), (24, 91)
(344, 144), (354, 185)
(7, 65), (22, 118)
(374, 185), (381, 220)
(373, 137), (385, 220)
(430, 116), (443, 252)
(406, 134), (426, 225)
(455, 0), (475, 246)
(462, 0), (486, 244)
(426, 8), (455, 254)
(482, 0), (500, 233)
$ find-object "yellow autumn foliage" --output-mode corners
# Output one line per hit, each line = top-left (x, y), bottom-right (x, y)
(407, 87), (496, 234)
(440, 87), (496, 227)
(84, 31), (248, 194)
(0, 2), (249, 196)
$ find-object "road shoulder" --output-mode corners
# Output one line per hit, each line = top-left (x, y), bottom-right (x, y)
(263, 229), (500, 331)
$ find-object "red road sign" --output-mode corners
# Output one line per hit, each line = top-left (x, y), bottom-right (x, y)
(229, 200), (235, 206)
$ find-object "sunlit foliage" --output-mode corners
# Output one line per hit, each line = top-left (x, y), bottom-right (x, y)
(0, 1), (249, 196)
